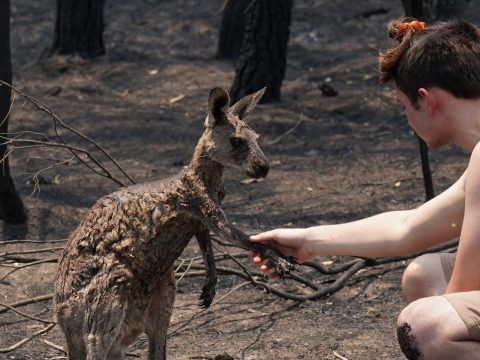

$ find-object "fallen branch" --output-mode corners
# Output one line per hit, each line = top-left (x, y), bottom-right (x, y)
(43, 340), (66, 354)
(0, 257), (58, 282)
(0, 294), (53, 315)
(0, 236), (459, 356)
(0, 323), (55, 353)
(0, 246), (64, 258)
(0, 239), (67, 244)
(0, 301), (55, 324)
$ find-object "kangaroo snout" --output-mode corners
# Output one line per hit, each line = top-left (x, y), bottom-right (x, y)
(248, 161), (269, 179)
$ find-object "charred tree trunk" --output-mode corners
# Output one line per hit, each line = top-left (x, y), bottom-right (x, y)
(217, 0), (250, 61)
(51, 0), (106, 58)
(0, 0), (27, 224)
(401, 0), (439, 22)
(402, 0), (435, 201)
(230, 0), (292, 103)
(401, 0), (425, 19)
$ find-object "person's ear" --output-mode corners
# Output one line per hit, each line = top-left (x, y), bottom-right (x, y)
(418, 88), (438, 115)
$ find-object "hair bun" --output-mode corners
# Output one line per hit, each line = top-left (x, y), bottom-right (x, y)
(388, 19), (426, 42)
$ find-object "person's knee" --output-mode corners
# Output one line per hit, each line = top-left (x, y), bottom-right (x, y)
(402, 254), (444, 303)
(397, 299), (444, 360)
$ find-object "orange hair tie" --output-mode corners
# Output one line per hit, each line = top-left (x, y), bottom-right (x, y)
(397, 20), (426, 35)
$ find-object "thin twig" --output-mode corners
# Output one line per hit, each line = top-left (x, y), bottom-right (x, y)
(0, 239), (67, 244)
(0, 257), (58, 282)
(0, 88), (15, 128)
(0, 255), (43, 263)
(170, 281), (252, 336)
(267, 116), (304, 146)
(0, 80), (135, 185)
(176, 258), (195, 285)
(333, 350), (349, 360)
(0, 294), (53, 315)
(211, 281), (250, 306)
(0, 136), (126, 187)
(43, 340), (66, 354)
(213, 243), (256, 284)
(0, 301), (55, 324)
(0, 323), (55, 353)
(0, 246), (64, 258)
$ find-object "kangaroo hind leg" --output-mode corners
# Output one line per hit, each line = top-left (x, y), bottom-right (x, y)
(145, 267), (176, 360)
(57, 308), (88, 360)
(84, 288), (128, 360)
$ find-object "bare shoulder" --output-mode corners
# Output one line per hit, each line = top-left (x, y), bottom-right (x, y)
(469, 142), (480, 163)
(465, 142), (480, 197)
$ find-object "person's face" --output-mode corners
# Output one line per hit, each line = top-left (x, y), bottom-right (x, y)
(396, 88), (450, 148)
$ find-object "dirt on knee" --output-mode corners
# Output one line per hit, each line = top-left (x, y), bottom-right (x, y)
(397, 322), (422, 360)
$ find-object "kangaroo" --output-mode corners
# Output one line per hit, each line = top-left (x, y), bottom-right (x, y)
(53, 87), (294, 360)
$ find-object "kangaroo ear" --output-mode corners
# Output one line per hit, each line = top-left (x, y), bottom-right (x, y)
(205, 87), (230, 128)
(229, 87), (266, 120)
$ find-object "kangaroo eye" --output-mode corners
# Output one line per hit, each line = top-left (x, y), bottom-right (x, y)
(230, 137), (244, 149)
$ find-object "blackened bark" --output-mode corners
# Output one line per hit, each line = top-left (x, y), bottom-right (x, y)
(51, 0), (106, 58)
(401, 0), (439, 22)
(417, 134), (434, 200)
(0, 0), (27, 223)
(402, 1), (435, 200)
(230, 0), (292, 103)
(217, 0), (250, 61)
(401, 0), (425, 19)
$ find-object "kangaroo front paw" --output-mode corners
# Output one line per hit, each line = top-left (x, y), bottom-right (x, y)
(199, 284), (216, 308)
(252, 243), (296, 278)
(271, 254), (296, 278)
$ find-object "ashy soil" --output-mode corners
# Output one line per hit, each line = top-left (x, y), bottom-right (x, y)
(1, 0), (479, 359)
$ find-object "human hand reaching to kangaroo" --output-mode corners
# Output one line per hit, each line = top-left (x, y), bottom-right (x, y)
(249, 228), (313, 279)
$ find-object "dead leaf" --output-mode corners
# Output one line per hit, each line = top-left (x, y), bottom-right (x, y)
(168, 94), (186, 104)
(240, 178), (263, 184)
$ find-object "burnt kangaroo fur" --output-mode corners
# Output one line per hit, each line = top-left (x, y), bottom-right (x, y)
(54, 87), (294, 360)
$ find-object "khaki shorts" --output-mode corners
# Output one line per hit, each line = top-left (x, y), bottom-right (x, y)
(440, 252), (480, 340)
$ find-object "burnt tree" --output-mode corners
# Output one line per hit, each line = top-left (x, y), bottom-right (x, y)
(229, 0), (292, 103)
(401, 0), (439, 22)
(0, 0), (27, 224)
(401, 0), (437, 200)
(51, 0), (106, 58)
(217, 0), (250, 61)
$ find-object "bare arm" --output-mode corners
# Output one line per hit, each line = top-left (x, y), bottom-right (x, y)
(447, 145), (480, 293)
(250, 171), (465, 263)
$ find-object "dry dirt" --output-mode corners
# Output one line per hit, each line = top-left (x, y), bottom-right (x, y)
(1, 0), (479, 359)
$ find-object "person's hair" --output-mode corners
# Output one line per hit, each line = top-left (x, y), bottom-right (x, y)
(379, 18), (480, 105)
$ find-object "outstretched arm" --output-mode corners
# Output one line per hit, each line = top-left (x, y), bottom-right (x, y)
(250, 171), (465, 266)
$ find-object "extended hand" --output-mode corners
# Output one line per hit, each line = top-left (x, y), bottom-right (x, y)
(248, 228), (312, 279)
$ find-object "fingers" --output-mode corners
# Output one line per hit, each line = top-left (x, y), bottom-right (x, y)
(259, 259), (279, 280)
(248, 252), (280, 280)
(248, 229), (279, 243)
(248, 232), (285, 280)
(247, 250), (262, 264)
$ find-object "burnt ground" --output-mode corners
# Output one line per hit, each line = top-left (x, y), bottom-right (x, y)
(1, 0), (479, 359)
